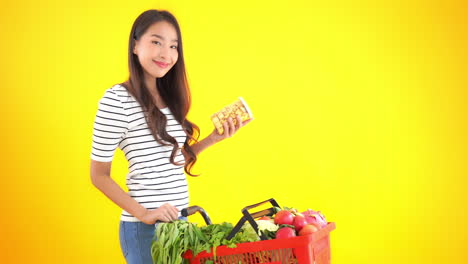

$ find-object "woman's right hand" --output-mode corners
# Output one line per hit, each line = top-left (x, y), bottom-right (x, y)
(139, 203), (179, 225)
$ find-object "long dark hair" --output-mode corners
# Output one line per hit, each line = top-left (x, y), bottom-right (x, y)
(121, 10), (200, 176)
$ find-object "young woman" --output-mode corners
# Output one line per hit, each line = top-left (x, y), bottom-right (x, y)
(90, 9), (250, 264)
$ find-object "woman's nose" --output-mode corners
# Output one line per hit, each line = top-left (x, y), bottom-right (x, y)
(158, 47), (170, 59)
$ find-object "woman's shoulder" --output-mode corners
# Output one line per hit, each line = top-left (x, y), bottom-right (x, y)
(100, 84), (136, 104)
(107, 84), (130, 97)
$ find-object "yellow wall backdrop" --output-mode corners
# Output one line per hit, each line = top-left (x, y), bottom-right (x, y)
(1, 0), (467, 263)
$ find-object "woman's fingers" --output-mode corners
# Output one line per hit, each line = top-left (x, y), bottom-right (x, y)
(225, 117), (239, 137)
(170, 206), (179, 220)
(222, 119), (230, 137)
(158, 213), (169, 222)
(241, 117), (253, 127)
(215, 115), (252, 140)
(160, 203), (179, 221)
(235, 115), (242, 129)
(167, 212), (175, 221)
(229, 118), (236, 136)
(168, 204), (179, 220)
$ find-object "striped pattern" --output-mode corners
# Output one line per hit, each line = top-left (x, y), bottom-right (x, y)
(91, 85), (189, 222)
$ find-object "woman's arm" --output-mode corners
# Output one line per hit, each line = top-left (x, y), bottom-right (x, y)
(90, 160), (179, 224)
(190, 135), (217, 156)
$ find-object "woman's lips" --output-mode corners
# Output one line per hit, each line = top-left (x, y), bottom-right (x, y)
(154, 60), (169, 68)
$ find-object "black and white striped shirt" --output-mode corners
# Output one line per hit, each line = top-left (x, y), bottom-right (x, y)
(91, 85), (189, 222)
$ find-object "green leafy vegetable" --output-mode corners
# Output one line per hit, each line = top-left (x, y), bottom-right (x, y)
(151, 220), (262, 263)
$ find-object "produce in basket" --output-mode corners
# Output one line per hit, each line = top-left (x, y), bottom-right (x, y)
(302, 209), (328, 228)
(151, 220), (259, 264)
(275, 227), (296, 239)
(292, 214), (308, 232)
(299, 224), (319, 236)
(255, 219), (279, 234)
(152, 205), (329, 263)
(250, 206), (328, 239)
(270, 207), (328, 239)
(274, 210), (294, 225)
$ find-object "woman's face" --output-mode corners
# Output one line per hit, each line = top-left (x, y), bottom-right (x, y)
(133, 21), (179, 79)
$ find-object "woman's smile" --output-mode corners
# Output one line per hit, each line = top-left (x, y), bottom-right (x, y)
(153, 60), (169, 68)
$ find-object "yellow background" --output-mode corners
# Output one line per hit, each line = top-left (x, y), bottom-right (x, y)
(1, 0), (467, 263)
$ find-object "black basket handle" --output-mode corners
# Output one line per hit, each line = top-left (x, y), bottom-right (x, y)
(226, 198), (280, 241)
(243, 198), (280, 211)
(181, 206), (212, 225)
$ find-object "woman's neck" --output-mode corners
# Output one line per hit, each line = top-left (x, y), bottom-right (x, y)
(144, 74), (167, 109)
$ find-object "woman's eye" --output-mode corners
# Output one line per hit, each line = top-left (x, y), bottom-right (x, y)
(152, 41), (161, 45)
(171, 46), (178, 49)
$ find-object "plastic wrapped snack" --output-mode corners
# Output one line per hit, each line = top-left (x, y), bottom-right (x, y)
(211, 97), (253, 134)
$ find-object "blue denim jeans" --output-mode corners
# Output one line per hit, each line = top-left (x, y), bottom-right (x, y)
(119, 217), (187, 264)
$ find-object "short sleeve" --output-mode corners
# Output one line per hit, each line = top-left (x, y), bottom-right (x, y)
(90, 89), (129, 162)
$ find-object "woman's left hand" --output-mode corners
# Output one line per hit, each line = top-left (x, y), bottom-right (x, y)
(208, 115), (252, 143)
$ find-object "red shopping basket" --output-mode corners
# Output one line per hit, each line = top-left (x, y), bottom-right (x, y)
(181, 199), (336, 264)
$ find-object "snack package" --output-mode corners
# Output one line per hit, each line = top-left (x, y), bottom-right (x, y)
(211, 97), (253, 134)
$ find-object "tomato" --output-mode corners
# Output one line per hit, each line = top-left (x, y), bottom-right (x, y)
(275, 227), (296, 239)
(292, 214), (308, 232)
(258, 216), (271, 220)
(299, 224), (319, 236)
(274, 210), (294, 225)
